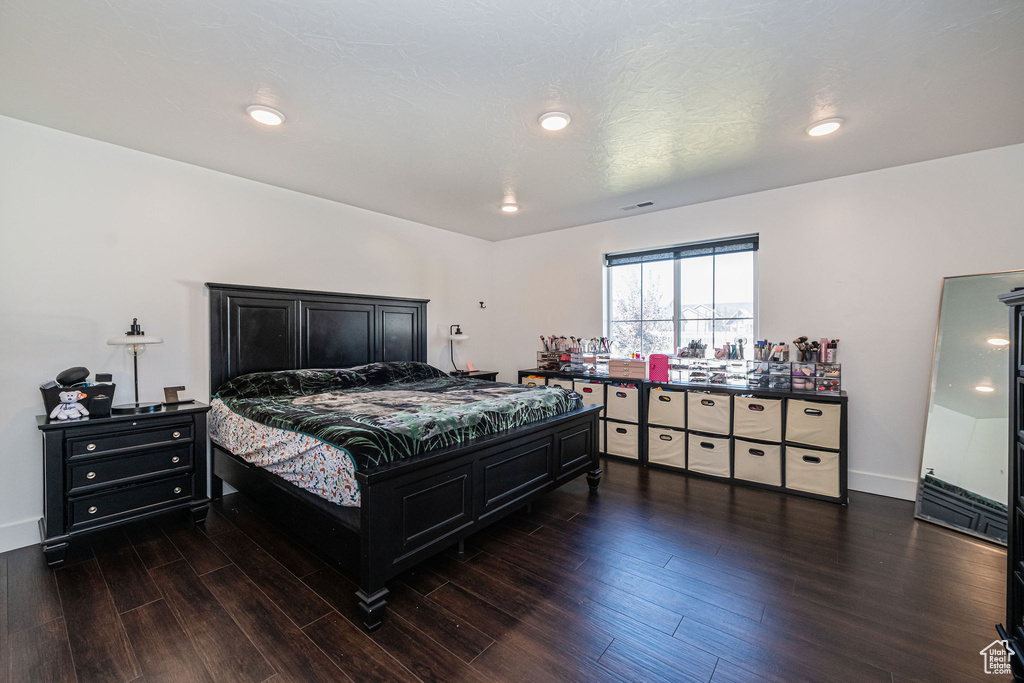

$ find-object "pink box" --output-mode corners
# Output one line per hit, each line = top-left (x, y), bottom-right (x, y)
(648, 354), (669, 382)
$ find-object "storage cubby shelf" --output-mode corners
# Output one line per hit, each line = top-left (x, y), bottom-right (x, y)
(518, 368), (848, 505)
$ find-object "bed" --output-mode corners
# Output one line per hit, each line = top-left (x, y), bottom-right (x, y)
(206, 283), (602, 631)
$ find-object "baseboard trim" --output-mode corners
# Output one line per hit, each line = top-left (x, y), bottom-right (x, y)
(0, 517), (41, 554)
(849, 469), (918, 501)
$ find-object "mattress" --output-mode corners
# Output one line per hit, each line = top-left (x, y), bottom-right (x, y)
(211, 361), (582, 504)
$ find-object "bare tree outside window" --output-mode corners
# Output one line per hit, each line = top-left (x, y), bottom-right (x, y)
(607, 239), (756, 357)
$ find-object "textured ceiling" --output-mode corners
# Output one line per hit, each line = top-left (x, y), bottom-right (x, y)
(1, 0), (1023, 241)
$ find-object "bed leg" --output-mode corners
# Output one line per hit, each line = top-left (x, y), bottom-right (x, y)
(587, 468), (603, 491)
(526, 502), (533, 514)
(457, 539), (465, 556)
(356, 587), (389, 632)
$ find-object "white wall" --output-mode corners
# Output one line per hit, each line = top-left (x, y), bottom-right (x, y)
(0, 115), (496, 552)
(491, 143), (1024, 500)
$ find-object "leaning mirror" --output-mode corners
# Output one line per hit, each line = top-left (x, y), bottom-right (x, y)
(916, 270), (1024, 544)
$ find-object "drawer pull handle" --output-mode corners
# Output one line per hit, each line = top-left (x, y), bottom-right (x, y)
(659, 434), (673, 441)
(802, 455), (821, 464)
(86, 471), (97, 480)
(171, 456), (180, 464)
(658, 395), (672, 402)
(616, 428), (627, 434)
(749, 448), (765, 456)
(748, 404), (764, 412)
(804, 408), (823, 417)
(87, 506), (98, 514)
(701, 399), (715, 407)
(173, 487), (183, 494)
(86, 443), (96, 452)
(172, 431), (181, 438)
(583, 387), (593, 393)
(700, 441), (715, 449)
(615, 391), (626, 398)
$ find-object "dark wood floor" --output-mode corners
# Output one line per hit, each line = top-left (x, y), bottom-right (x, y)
(0, 458), (1011, 682)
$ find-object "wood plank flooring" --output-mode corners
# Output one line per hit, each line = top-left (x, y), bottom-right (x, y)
(0, 458), (1011, 682)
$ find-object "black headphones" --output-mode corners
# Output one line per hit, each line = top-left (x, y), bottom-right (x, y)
(55, 366), (89, 387)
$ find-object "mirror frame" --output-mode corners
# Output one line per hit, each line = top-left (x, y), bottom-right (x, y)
(914, 269), (1024, 545)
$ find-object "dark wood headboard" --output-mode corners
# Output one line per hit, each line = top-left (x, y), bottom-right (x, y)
(207, 283), (429, 393)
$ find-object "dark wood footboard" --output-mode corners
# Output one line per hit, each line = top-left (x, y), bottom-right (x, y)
(355, 405), (601, 629)
(211, 405), (601, 630)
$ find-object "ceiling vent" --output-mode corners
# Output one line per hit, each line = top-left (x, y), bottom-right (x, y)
(620, 201), (655, 211)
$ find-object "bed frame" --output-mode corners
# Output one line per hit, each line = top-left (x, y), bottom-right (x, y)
(206, 283), (602, 630)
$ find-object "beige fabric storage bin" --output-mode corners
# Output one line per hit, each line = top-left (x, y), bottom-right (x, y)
(521, 376), (546, 387)
(733, 439), (782, 486)
(599, 419), (605, 453)
(606, 385), (639, 422)
(733, 396), (783, 442)
(687, 391), (731, 435)
(574, 381), (605, 415)
(548, 378), (573, 391)
(648, 387), (686, 428)
(687, 432), (731, 477)
(606, 422), (639, 459)
(785, 446), (840, 497)
(786, 399), (841, 449)
(648, 427), (686, 469)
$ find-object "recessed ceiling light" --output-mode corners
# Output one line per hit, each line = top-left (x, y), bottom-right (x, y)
(988, 337), (1010, 346)
(500, 203), (519, 213)
(976, 386), (995, 392)
(539, 112), (571, 131)
(806, 118), (843, 137)
(247, 105), (285, 126)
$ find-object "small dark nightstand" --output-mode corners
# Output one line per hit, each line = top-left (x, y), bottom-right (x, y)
(451, 370), (499, 381)
(37, 402), (211, 566)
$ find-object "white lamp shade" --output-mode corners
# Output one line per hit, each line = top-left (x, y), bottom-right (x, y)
(107, 335), (163, 345)
(449, 333), (470, 342)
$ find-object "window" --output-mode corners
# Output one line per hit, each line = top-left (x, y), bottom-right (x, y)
(605, 235), (758, 357)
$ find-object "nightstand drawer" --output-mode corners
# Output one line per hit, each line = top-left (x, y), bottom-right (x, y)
(68, 474), (193, 530)
(68, 423), (192, 459)
(68, 445), (192, 494)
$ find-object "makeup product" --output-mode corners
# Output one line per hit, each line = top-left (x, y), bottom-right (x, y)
(771, 343), (789, 362)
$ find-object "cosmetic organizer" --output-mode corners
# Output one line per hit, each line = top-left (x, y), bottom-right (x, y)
(746, 361), (792, 390)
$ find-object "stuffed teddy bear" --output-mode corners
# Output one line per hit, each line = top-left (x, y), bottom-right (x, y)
(50, 390), (90, 420)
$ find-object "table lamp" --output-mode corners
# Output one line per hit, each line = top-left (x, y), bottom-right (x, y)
(449, 324), (470, 375)
(107, 318), (163, 414)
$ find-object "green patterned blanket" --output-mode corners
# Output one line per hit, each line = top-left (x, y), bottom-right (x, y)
(214, 362), (581, 471)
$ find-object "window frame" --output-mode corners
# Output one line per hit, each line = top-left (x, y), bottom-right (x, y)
(604, 235), (759, 357)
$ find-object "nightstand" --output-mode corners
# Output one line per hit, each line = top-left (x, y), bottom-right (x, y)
(451, 371), (499, 381)
(37, 402), (211, 566)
